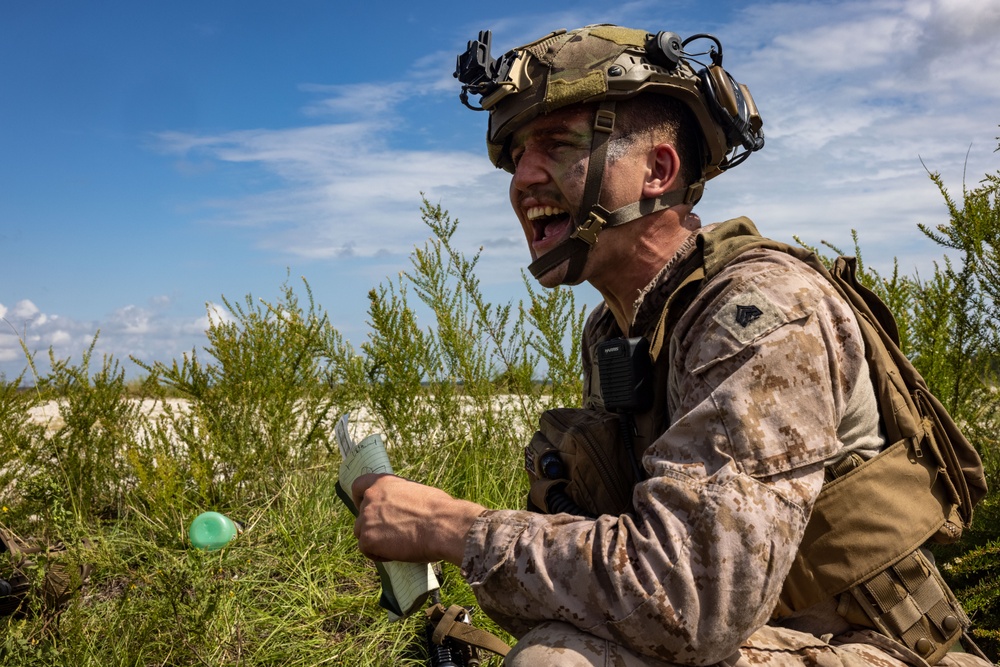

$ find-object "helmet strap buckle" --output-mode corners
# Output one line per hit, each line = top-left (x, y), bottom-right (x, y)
(571, 207), (611, 246)
(684, 181), (705, 205)
(593, 109), (616, 134)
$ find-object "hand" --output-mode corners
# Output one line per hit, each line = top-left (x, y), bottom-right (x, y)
(351, 474), (486, 566)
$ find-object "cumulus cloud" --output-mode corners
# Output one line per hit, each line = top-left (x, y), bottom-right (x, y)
(11, 299), (41, 320)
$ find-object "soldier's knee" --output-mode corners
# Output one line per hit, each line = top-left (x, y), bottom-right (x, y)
(505, 621), (606, 667)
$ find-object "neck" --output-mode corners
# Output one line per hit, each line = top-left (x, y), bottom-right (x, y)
(592, 209), (700, 333)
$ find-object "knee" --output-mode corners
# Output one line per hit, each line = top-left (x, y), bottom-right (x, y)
(505, 621), (605, 667)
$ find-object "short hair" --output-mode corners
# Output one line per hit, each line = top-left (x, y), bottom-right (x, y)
(609, 95), (703, 188)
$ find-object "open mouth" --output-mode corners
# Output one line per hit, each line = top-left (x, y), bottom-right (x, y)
(526, 205), (573, 249)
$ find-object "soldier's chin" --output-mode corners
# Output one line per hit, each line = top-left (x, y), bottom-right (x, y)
(535, 265), (568, 288)
(534, 255), (585, 288)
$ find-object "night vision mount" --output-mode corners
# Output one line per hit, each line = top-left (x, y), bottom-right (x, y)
(454, 30), (517, 111)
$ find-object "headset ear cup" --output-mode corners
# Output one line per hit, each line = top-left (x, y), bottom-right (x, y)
(707, 65), (739, 119)
(696, 63), (765, 168)
(738, 83), (763, 135)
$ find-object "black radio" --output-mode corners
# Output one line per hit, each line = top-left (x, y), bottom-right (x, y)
(596, 336), (654, 414)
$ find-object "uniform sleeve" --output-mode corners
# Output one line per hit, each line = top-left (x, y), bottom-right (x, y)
(460, 252), (870, 664)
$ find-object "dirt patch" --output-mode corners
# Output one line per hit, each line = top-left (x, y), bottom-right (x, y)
(27, 399), (192, 435)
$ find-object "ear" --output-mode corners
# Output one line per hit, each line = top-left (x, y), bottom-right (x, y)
(642, 143), (681, 198)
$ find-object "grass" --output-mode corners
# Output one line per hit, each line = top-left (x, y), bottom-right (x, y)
(3, 395), (521, 666)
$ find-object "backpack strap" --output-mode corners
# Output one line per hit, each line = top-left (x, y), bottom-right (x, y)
(828, 256), (986, 520)
(650, 217), (792, 362)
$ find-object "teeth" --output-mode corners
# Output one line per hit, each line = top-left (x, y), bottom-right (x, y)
(526, 205), (567, 221)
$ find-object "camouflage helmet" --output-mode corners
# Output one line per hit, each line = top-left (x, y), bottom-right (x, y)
(455, 24), (764, 283)
(456, 24), (763, 181)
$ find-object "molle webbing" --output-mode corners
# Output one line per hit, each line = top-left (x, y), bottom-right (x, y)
(845, 549), (969, 664)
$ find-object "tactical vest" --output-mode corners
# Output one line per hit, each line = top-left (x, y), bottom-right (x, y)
(525, 218), (988, 663)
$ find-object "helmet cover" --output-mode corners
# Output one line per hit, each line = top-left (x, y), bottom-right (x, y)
(458, 25), (762, 180)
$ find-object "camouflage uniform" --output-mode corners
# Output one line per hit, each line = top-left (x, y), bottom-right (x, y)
(460, 224), (992, 666)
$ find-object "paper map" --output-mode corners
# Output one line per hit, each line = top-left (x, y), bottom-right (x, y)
(334, 413), (439, 620)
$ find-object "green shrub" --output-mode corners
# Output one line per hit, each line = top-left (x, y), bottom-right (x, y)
(133, 276), (344, 510)
(1, 197), (585, 665)
(915, 158), (1000, 655)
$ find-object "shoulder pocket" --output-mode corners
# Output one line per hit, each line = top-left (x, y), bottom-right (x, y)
(686, 274), (812, 376)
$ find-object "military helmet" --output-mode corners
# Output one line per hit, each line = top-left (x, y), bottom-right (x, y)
(456, 24), (764, 181)
(455, 24), (764, 284)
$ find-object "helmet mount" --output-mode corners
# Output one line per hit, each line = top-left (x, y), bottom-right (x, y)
(455, 25), (764, 283)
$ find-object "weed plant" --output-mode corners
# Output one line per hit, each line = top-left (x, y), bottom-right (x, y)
(801, 150), (1000, 656)
(2, 154), (999, 665)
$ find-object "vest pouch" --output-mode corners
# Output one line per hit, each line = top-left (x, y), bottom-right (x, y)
(777, 435), (954, 616)
(524, 407), (636, 517)
(835, 548), (970, 664)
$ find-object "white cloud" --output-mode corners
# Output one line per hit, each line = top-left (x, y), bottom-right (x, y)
(109, 305), (153, 335)
(48, 330), (72, 345)
(695, 0), (1000, 279)
(0, 298), (230, 382)
(204, 301), (234, 328)
(298, 82), (410, 117)
(144, 0), (998, 292)
(154, 117), (498, 261)
(11, 299), (40, 319)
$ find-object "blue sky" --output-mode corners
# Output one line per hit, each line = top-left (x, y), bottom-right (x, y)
(2, 0), (999, 382)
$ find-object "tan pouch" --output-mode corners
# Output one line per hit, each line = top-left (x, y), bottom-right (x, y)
(836, 549), (970, 665)
(524, 407), (636, 517)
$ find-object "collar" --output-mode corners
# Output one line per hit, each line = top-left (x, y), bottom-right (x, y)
(627, 225), (714, 336)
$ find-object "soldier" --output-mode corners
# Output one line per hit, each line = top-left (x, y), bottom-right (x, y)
(352, 25), (991, 666)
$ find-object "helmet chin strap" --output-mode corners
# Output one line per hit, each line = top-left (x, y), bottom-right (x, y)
(527, 102), (705, 282)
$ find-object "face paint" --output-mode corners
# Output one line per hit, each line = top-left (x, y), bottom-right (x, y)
(508, 109), (596, 264)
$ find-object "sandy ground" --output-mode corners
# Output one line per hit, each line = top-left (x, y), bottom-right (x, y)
(26, 398), (192, 436)
(24, 398), (384, 444)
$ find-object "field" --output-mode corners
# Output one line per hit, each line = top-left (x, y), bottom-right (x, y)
(6, 389), (539, 666)
(0, 204), (583, 665)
